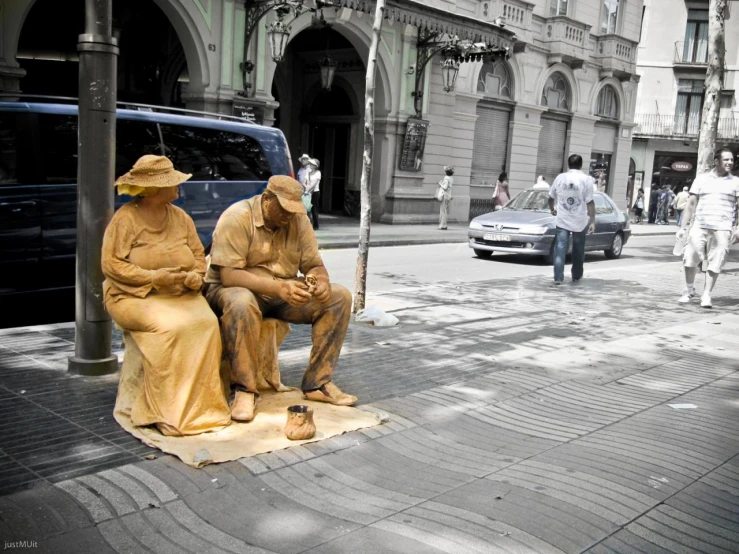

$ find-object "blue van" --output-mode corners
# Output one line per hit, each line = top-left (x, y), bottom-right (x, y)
(0, 99), (293, 327)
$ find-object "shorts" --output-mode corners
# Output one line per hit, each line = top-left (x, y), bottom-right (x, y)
(683, 227), (732, 273)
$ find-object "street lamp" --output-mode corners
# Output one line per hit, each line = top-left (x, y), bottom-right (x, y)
(410, 30), (510, 118)
(266, 7), (292, 63)
(319, 54), (337, 91)
(240, 0), (336, 94)
(440, 50), (461, 93)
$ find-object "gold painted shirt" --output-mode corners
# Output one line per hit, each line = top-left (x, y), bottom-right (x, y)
(205, 195), (323, 285)
(102, 202), (207, 302)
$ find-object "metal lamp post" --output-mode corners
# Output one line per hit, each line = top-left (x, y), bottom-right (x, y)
(266, 7), (292, 63)
(68, 0), (119, 376)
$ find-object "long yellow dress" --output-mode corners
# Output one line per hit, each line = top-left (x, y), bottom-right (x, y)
(102, 202), (231, 435)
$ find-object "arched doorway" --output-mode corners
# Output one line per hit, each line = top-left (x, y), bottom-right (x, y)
(17, 0), (188, 106)
(273, 25), (363, 214)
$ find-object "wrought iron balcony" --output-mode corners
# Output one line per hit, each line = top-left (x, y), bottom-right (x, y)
(634, 114), (739, 139)
(674, 40), (708, 66)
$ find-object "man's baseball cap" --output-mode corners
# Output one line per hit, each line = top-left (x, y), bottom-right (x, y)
(265, 175), (304, 213)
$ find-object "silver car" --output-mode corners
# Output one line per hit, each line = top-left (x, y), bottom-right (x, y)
(468, 189), (631, 262)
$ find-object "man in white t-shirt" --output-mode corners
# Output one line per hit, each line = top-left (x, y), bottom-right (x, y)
(548, 154), (596, 285)
(677, 148), (739, 308)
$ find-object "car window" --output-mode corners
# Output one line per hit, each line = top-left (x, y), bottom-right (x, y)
(594, 194), (613, 214)
(116, 119), (166, 176)
(159, 124), (272, 182)
(0, 113), (18, 185)
(506, 190), (550, 211)
(38, 114), (78, 184)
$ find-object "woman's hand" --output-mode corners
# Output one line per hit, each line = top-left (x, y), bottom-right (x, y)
(151, 267), (188, 288)
(184, 271), (204, 291)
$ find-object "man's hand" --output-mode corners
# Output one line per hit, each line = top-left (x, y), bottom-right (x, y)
(550, 208), (557, 216)
(587, 223), (596, 235)
(279, 280), (312, 307)
(310, 273), (331, 304)
(731, 228), (739, 245)
(151, 267), (187, 288)
(677, 228), (687, 241)
(184, 271), (204, 291)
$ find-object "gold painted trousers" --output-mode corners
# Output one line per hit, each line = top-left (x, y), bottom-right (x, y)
(206, 283), (352, 394)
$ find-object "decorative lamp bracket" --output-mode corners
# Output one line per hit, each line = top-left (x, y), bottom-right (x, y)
(410, 28), (511, 117)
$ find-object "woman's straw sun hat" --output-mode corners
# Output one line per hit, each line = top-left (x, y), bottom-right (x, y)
(115, 155), (192, 196)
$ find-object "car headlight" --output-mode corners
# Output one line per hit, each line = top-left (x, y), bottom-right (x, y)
(469, 220), (484, 230)
(518, 226), (548, 235)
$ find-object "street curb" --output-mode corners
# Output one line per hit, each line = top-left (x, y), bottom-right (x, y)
(318, 237), (468, 250)
(318, 232), (673, 250)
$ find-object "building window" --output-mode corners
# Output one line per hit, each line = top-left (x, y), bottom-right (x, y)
(595, 86), (619, 119)
(675, 79), (704, 134)
(682, 10), (709, 63)
(541, 73), (570, 111)
(477, 61), (512, 99)
(550, 0), (568, 16)
(601, 0), (620, 34)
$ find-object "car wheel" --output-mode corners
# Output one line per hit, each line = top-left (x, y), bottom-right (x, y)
(473, 249), (493, 259)
(605, 232), (623, 259)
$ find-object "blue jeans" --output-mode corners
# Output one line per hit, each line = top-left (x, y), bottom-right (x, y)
(553, 226), (587, 282)
(676, 209), (683, 226)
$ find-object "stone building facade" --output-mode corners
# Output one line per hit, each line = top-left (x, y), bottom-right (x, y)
(0, 0), (642, 222)
(632, 0), (739, 210)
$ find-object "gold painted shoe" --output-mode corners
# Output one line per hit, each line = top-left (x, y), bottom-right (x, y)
(231, 391), (256, 422)
(304, 382), (357, 406)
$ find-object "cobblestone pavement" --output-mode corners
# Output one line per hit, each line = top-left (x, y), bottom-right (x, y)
(1, 244), (739, 553)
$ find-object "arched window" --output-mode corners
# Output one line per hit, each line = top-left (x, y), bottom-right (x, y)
(595, 85), (619, 119)
(477, 61), (512, 99)
(541, 73), (570, 110)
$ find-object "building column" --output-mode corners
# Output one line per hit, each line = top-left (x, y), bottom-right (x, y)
(611, 124), (636, 210)
(567, 113), (598, 167)
(507, 103), (546, 196)
(0, 0), (29, 95)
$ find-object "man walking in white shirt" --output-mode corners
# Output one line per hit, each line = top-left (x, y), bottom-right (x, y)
(548, 155), (596, 285)
(677, 148), (739, 308)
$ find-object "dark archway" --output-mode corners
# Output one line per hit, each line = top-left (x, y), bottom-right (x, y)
(274, 25), (363, 213)
(17, 0), (187, 106)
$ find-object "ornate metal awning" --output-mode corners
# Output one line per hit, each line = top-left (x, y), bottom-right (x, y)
(335, 0), (517, 50)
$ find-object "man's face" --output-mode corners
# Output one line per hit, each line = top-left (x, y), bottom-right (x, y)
(715, 152), (734, 175)
(301, 158), (310, 167)
(263, 193), (293, 229)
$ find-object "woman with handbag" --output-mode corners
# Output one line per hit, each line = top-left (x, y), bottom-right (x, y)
(437, 166), (454, 230)
(492, 172), (510, 211)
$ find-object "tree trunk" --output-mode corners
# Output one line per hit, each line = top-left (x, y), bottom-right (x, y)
(697, 0), (727, 174)
(353, 0), (385, 313)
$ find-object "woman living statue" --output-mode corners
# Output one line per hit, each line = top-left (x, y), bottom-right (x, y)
(102, 155), (232, 436)
(437, 165), (454, 230)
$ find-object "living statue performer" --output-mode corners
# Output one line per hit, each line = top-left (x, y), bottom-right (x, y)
(205, 175), (356, 422)
(102, 155), (231, 436)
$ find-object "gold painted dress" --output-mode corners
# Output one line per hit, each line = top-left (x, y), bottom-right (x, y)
(102, 202), (231, 435)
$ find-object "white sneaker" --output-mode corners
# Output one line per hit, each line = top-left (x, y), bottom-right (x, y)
(678, 288), (695, 303)
(700, 293), (712, 308)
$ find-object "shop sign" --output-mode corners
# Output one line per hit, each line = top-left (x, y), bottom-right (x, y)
(671, 161), (693, 172)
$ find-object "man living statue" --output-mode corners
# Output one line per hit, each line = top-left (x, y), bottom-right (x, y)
(677, 148), (739, 308)
(205, 175), (357, 422)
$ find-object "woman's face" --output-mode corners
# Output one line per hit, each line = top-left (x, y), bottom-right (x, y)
(154, 186), (179, 204)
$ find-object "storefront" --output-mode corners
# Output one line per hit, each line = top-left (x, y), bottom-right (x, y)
(590, 122), (618, 195)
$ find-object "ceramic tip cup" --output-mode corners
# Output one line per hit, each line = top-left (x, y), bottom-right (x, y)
(285, 404), (316, 440)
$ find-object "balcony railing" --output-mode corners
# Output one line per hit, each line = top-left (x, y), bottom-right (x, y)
(634, 114), (739, 139)
(674, 40), (708, 65)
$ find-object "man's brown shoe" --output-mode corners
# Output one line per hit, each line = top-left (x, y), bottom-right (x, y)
(304, 382), (357, 406)
(231, 391), (256, 421)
